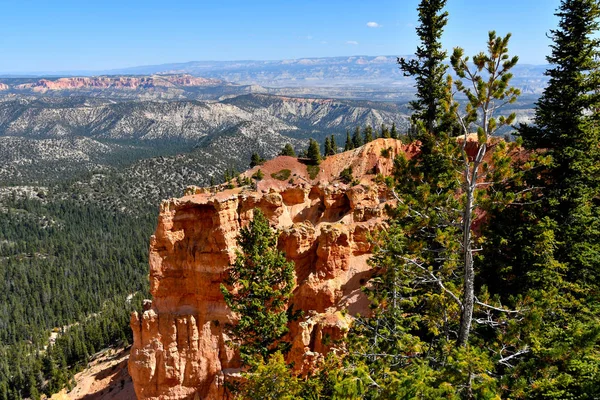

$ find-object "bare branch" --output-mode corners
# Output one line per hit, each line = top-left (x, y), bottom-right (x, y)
(398, 256), (463, 310)
(475, 297), (521, 314)
(498, 347), (530, 368)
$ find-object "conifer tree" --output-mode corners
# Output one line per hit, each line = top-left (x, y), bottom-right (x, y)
(344, 130), (354, 151)
(363, 126), (374, 143)
(530, 0), (600, 282)
(323, 136), (332, 157)
(279, 144), (296, 157)
(250, 152), (265, 168)
(352, 126), (363, 148)
(390, 122), (399, 139)
(398, 0), (449, 133)
(339, 31), (524, 399)
(481, 1), (600, 396)
(220, 210), (295, 365)
(381, 123), (391, 138)
(329, 135), (338, 155)
(448, 30), (520, 346)
(306, 138), (322, 165)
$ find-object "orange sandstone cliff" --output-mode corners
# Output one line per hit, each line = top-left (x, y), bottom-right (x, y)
(129, 138), (418, 399)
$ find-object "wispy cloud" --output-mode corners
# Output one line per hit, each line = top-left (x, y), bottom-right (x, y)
(305, 35), (313, 40)
(346, 40), (359, 45)
(366, 21), (381, 28)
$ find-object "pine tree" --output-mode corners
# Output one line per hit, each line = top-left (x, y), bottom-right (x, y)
(279, 144), (296, 157)
(381, 123), (391, 138)
(339, 31), (524, 399)
(329, 135), (338, 155)
(344, 130), (354, 151)
(323, 136), (332, 157)
(250, 152), (265, 168)
(398, 0), (449, 134)
(306, 138), (322, 165)
(363, 126), (374, 143)
(481, 1), (600, 397)
(220, 209), (296, 365)
(390, 123), (399, 139)
(352, 126), (363, 148)
(448, 30), (520, 347)
(529, 0), (600, 283)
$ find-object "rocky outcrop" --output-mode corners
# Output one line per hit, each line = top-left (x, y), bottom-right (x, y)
(129, 139), (416, 399)
(0, 83), (8, 91)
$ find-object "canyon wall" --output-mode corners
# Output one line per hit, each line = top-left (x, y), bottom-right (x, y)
(129, 139), (417, 399)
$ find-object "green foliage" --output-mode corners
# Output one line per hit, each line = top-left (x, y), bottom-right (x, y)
(330, 135), (338, 155)
(271, 169), (292, 181)
(398, 0), (449, 133)
(363, 126), (374, 143)
(307, 138), (322, 165)
(237, 352), (301, 400)
(390, 122), (399, 139)
(250, 152), (266, 168)
(481, 1), (600, 397)
(252, 169), (264, 181)
(352, 126), (363, 148)
(449, 31), (520, 141)
(324, 135), (338, 156)
(339, 167), (354, 184)
(344, 130), (354, 151)
(381, 123), (391, 139)
(279, 144), (296, 157)
(338, 19), (532, 400)
(307, 165), (320, 180)
(220, 209), (295, 365)
(0, 196), (152, 398)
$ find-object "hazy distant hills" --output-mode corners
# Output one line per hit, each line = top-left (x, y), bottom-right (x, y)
(95, 56), (552, 94)
(0, 55), (550, 97)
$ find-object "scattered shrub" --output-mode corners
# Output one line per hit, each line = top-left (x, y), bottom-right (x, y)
(271, 169), (291, 181)
(307, 165), (320, 180)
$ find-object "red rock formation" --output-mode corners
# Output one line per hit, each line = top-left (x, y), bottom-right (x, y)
(129, 139), (415, 399)
(14, 75), (221, 92)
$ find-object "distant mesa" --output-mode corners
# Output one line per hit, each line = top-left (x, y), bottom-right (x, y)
(11, 74), (223, 92)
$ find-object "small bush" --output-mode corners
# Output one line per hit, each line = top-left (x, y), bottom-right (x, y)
(380, 147), (393, 158)
(271, 169), (291, 181)
(339, 167), (353, 184)
(252, 169), (264, 181)
(307, 165), (320, 180)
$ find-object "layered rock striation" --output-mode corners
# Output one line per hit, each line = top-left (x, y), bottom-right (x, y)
(129, 139), (417, 399)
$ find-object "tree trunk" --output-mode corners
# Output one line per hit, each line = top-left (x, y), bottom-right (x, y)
(458, 180), (475, 347)
(458, 144), (486, 347)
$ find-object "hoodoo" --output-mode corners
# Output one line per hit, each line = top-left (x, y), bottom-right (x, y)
(129, 138), (417, 399)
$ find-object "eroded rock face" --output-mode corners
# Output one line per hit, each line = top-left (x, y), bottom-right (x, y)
(129, 139), (412, 399)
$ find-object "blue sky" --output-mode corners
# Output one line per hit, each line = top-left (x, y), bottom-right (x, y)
(0, 0), (561, 73)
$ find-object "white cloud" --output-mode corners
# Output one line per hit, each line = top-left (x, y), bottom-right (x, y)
(366, 21), (381, 28)
(306, 35), (313, 40)
(321, 41), (328, 44)
(346, 40), (359, 45)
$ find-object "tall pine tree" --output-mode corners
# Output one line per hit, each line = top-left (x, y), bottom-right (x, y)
(481, 1), (600, 397)
(398, 0), (449, 134)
